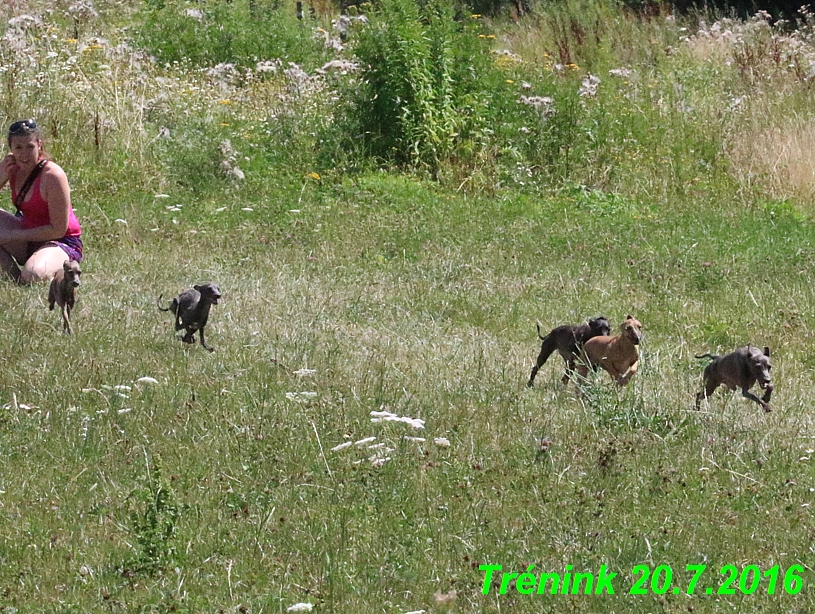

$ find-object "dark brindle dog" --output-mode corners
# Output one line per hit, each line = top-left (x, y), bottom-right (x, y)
(158, 283), (221, 351)
(527, 316), (611, 387)
(48, 260), (81, 335)
(695, 346), (773, 412)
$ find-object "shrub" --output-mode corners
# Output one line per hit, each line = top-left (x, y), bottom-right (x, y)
(134, 0), (329, 70)
(345, 0), (503, 174)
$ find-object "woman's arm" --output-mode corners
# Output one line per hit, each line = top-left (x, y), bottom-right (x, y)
(0, 153), (16, 190)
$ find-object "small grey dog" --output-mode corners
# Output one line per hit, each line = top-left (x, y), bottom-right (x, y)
(48, 260), (81, 335)
(695, 346), (773, 412)
(158, 283), (221, 351)
(527, 316), (611, 387)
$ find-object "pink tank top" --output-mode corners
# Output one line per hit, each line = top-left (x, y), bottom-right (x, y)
(11, 162), (81, 238)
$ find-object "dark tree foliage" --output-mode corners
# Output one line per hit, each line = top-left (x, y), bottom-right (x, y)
(469, 0), (813, 20)
(667, 0), (813, 19)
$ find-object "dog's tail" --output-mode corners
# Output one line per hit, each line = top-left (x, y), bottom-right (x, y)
(157, 295), (173, 312)
(695, 353), (717, 361)
(535, 321), (549, 341)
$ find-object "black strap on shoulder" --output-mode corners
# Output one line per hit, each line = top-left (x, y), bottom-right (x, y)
(13, 159), (47, 213)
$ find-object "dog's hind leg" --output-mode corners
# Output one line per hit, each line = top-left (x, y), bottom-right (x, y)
(528, 335), (556, 387)
(696, 378), (720, 410)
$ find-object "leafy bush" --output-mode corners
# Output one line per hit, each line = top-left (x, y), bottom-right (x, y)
(345, 0), (507, 174)
(134, 0), (329, 69)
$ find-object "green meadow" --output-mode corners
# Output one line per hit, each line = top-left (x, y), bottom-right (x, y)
(1, 0), (815, 611)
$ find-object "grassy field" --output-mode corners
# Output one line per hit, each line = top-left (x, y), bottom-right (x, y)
(2, 0), (815, 612)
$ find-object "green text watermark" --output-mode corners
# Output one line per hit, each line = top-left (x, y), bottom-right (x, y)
(479, 564), (804, 596)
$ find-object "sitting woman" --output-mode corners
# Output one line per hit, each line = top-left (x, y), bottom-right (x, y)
(0, 119), (82, 284)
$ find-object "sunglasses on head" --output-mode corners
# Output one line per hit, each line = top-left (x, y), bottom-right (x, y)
(8, 119), (37, 136)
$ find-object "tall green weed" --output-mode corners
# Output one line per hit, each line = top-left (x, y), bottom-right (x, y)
(345, 0), (506, 174)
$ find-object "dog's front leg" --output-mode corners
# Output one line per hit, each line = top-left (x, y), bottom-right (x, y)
(199, 327), (215, 352)
(742, 388), (771, 412)
(761, 383), (773, 404)
(62, 304), (72, 335)
(616, 362), (638, 387)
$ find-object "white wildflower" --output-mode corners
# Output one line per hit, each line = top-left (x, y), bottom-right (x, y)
(220, 140), (245, 182)
(293, 368), (317, 377)
(354, 436), (376, 446)
(135, 377), (159, 385)
(608, 67), (633, 78)
(185, 8), (205, 20)
(518, 95), (555, 117)
(8, 14), (41, 29)
(434, 437), (451, 447)
(114, 385), (132, 392)
(370, 411), (425, 429)
(401, 417), (425, 429)
(330, 441), (353, 452)
(68, 0), (98, 20)
(256, 59), (282, 74)
(285, 391), (317, 401)
(404, 436), (426, 443)
(370, 456), (390, 467)
(318, 59), (359, 74)
(333, 14), (351, 37)
(492, 49), (522, 62)
(579, 74), (601, 98)
(287, 604), (314, 613)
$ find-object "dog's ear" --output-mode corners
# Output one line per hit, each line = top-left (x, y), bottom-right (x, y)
(63, 261), (72, 272)
(763, 346), (770, 357)
(193, 284), (202, 291)
(625, 314), (634, 321)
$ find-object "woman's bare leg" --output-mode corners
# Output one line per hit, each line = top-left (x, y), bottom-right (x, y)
(20, 245), (68, 284)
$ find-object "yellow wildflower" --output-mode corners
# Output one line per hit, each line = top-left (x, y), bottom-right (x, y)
(471, 13), (481, 18)
(506, 79), (514, 84)
(219, 99), (231, 104)
(307, 172), (321, 180)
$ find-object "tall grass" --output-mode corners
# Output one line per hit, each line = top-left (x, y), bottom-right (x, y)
(1, 1), (815, 612)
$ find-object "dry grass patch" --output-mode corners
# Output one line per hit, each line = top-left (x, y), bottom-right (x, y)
(729, 119), (815, 206)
